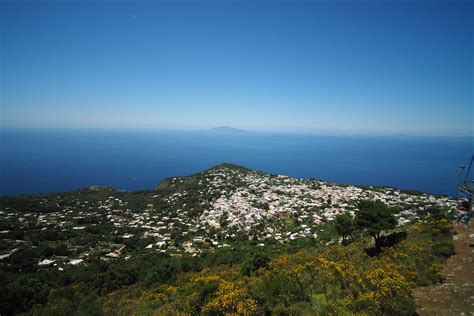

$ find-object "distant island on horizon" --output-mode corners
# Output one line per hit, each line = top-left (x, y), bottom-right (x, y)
(206, 126), (249, 133)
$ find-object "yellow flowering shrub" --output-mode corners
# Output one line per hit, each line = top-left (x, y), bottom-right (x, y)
(202, 281), (258, 315)
(352, 267), (414, 314)
(102, 284), (142, 315)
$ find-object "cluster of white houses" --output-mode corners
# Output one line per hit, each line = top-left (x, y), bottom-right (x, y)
(197, 167), (456, 231)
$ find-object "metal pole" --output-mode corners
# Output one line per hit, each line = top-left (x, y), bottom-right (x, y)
(457, 166), (466, 189)
(464, 155), (474, 184)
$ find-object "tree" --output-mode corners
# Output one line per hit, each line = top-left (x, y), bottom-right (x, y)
(334, 213), (356, 245)
(240, 252), (270, 277)
(355, 200), (399, 253)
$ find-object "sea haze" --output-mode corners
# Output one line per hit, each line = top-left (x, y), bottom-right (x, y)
(0, 128), (472, 196)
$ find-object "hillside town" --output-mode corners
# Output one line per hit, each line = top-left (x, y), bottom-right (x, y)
(0, 164), (457, 269)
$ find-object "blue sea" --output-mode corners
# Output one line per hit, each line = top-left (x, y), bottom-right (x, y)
(0, 128), (472, 196)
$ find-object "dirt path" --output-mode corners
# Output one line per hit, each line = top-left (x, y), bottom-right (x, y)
(413, 223), (474, 315)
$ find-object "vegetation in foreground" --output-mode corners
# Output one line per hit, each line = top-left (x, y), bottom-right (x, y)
(2, 209), (454, 315)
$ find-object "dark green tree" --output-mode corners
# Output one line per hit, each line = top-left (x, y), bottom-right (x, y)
(334, 213), (356, 245)
(355, 200), (399, 252)
(240, 252), (270, 277)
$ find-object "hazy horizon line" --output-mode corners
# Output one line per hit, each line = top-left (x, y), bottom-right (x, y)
(1, 124), (472, 139)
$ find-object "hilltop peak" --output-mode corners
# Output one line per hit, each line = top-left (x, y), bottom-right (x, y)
(207, 162), (251, 171)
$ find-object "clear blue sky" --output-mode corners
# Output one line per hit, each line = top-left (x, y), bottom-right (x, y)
(1, 0), (472, 136)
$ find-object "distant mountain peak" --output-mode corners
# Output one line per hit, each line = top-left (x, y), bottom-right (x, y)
(208, 126), (248, 133)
